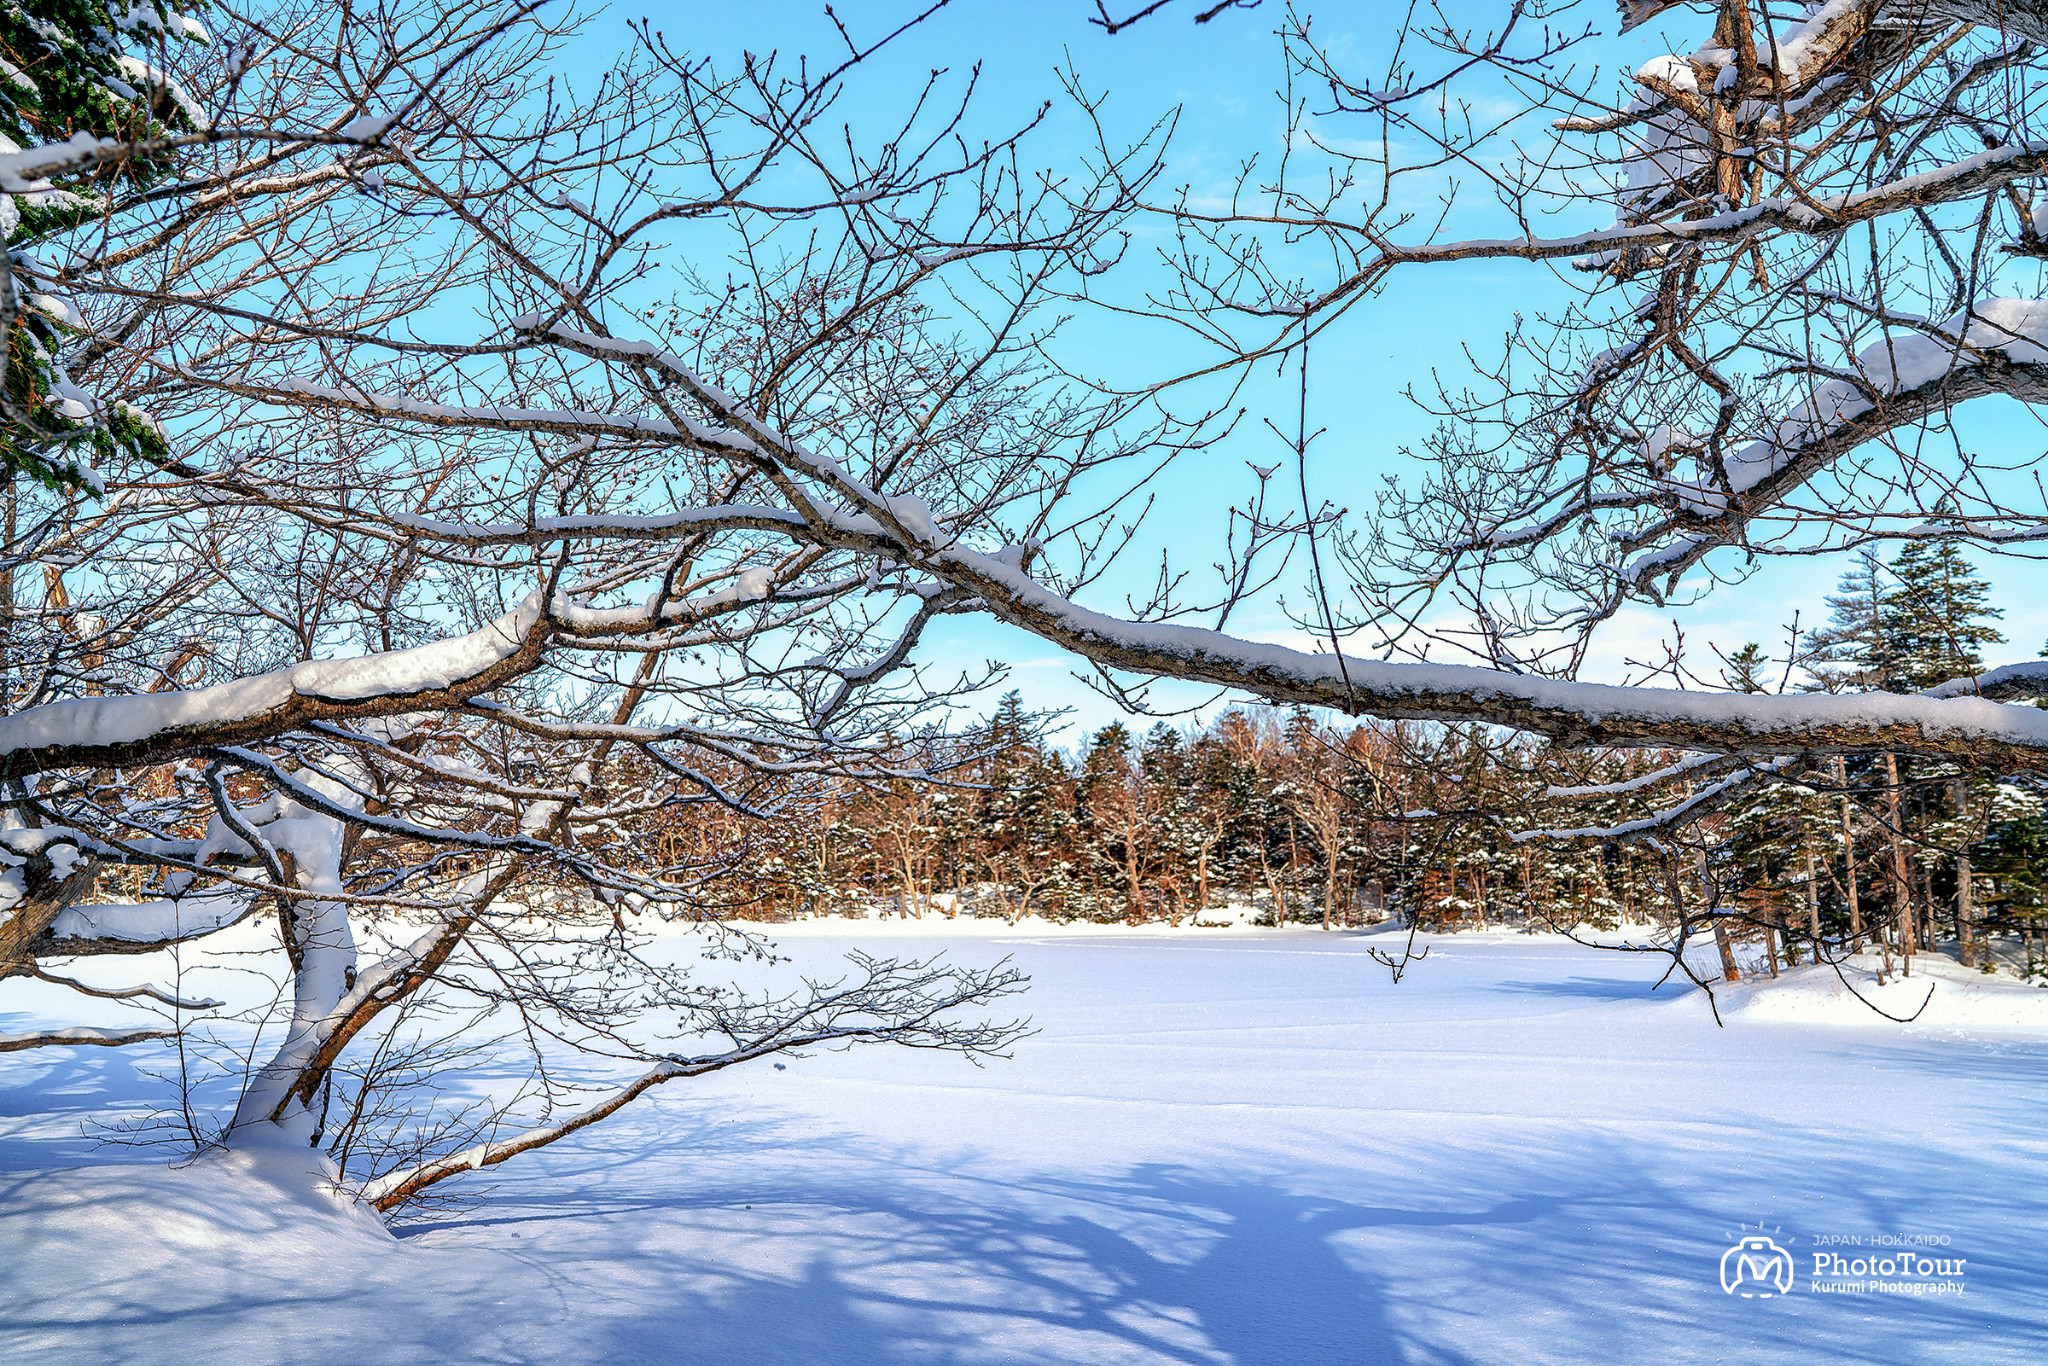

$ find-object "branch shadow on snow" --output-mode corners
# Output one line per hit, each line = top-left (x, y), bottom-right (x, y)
(386, 1119), (2047, 1366)
(0, 1044), (183, 1172)
(7, 1110), (2047, 1364)
(413, 1160), (1499, 1366)
(9, 1027), (2048, 1364)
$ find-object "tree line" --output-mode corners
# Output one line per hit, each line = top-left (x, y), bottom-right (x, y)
(660, 534), (2048, 981)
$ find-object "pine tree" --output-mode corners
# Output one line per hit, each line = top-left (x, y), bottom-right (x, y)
(1880, 537), (2004, 692)
(964, 692), (1078, 920)
(1719, 641), (1772, 694)
(1802, 552), (1893, 692)
(1077, 722), (1147, 920)
(1800, 536), (2009, 962)
(3, 2), (208, 489)
(1140, 723), (1205, 921)
(1723, 776), (1837, 966)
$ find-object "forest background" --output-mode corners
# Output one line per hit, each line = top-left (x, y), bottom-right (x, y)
(664, 531), (2048, 992)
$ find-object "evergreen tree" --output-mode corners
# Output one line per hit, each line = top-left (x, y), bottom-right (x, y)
(1802, 552), (1893, 692)
(966, 692), (1078, 919)
(1798, 535), (2010, 963)
(1077, 721), (1146, 919)
(1007, 748), (1080, 918)
(1803, 539), (2003, 695)
(1880, 537), (2004, 692)
(3, 2), (207, 489)
(1722, 776), (1836, 962)
(1140, 723), (1206, 920)
(1719, 641), (1773, 694)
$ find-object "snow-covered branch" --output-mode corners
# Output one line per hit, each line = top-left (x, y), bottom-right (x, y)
(0, 1024), (176, 1053)
(30, 965), (222, 1011)
(0, 596), (548, 779)
(908, 543), (2048, 767)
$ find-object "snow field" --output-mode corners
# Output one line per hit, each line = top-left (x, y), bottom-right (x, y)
(4, 926), (2045, 1364)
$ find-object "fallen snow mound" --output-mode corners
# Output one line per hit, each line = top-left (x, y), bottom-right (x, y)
(4, 1135), (394, 1352)
(1710, 954), (2048, 1030)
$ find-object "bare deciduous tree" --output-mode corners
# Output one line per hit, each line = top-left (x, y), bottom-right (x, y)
(0, 0), (1176, 1207)
(17, 0), (2048, 1200)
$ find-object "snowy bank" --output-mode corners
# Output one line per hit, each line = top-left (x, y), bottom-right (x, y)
(1, 1140), (404, 1358)
(1701, 953), (2048, 1031)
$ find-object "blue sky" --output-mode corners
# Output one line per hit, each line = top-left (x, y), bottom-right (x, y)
(588, 1), (2048, 742)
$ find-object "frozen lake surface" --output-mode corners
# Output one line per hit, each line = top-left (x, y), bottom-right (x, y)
(4, 925), (2043, 1364)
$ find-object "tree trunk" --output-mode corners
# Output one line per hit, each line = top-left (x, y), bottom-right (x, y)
(1123, 833), (1145, 925)
(1713, 918), (1741, 982)
(1836, 757), (1863, 952)
(0, 473), (13, 716)
(1802, 847), (1821, 963)
(1883, 752), (1915, 967)
(1324, 849), (1337, 932)
(1955, 848), (1975, 967)
(899, 856), (920, 918)
(1707, 845), (1739, 981)
(1259, 843), (1288, 928)
(0, 847), (103, 980)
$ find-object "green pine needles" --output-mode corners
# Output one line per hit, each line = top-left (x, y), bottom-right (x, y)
(1, 1), (207, 493)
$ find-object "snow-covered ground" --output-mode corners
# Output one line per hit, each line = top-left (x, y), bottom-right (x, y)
(5, 925), (2045, 1364)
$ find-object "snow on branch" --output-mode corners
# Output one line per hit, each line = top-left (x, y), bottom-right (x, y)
(1515, 758), (1806, 846)
(1922, 659), (2048, 699)
(1615, 298), (2048, 589)
(1543, 751), (1743, 799)
(1297, 142), (2048, 312)
(255, 871), (511, 1125)
(45, 890), (259, 953)
(0, 133), (132, 192)
(386, 504), (807, 544)
(915, 542), (2048, 767)
(0, 1024), (175, 1052)
(0, 594), (549, 779)
(259, 376), (760, 453)
(31, 966), (221, 1011)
